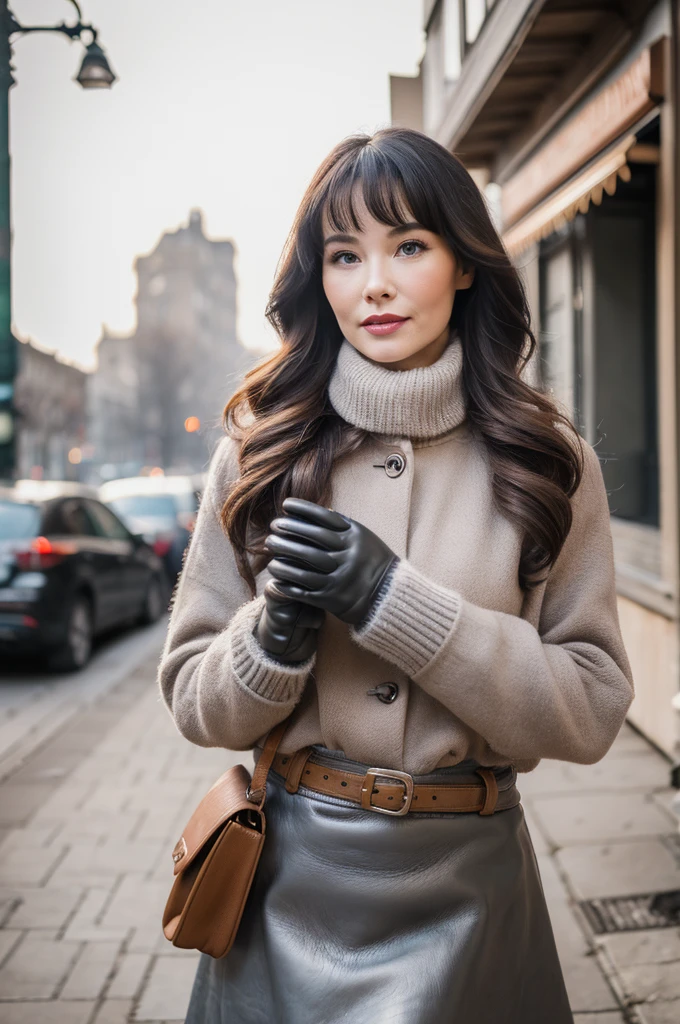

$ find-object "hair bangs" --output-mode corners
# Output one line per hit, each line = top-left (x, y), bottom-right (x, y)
(321, 145), (422, 238)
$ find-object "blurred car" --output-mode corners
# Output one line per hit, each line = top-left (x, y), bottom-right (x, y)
(99, 475), (203, 581)
(0, 482), (167, 671)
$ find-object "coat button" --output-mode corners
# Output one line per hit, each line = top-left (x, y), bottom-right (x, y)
(384, 453), (405, 478)
(367, 682), (399, 704)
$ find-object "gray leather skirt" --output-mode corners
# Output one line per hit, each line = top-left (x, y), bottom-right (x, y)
(185, 747), (573, 1024)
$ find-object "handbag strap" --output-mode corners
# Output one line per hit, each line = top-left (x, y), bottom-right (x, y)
(246, 718), (289, 808)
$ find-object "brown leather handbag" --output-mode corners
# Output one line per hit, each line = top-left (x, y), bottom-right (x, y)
(162, 720), (288, 959)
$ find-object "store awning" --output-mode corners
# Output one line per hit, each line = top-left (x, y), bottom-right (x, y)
(502, 134), (657, 258)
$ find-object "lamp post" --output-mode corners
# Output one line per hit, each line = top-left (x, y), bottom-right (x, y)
(0, 1), (116, 479)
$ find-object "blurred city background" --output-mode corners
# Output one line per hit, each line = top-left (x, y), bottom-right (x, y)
(0, 1), (679, 1022)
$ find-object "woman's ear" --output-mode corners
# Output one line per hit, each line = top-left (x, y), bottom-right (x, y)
(455, 264), (475, 291)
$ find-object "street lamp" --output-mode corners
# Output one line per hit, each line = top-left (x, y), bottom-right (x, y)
(0, 1), (116, 479)
(76, 40), (116, 89)
(8, 1), (116, 88)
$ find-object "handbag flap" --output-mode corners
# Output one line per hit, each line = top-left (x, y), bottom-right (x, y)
(171, 762), (260, 876)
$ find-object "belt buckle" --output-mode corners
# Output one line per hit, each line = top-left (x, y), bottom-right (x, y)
(361, 767), (414, 816)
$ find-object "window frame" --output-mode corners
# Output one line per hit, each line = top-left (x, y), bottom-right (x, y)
(535, 115), (677, 618)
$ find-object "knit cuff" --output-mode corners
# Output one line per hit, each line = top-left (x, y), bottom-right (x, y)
(229, 595), (316, 703)
(349, 559), (461, 677)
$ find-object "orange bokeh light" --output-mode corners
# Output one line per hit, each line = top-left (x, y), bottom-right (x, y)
(184, 416), (200, 433)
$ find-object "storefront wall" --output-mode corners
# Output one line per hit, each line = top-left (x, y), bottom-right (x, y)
(405, 0), (680, 761)
(515, 4), (680, 760)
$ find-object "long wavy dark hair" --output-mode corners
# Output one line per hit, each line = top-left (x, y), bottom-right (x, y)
(222, 127), (583, 597)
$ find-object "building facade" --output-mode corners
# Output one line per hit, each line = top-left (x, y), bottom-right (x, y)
(88, 210), (253, 478)
(393, 0), (680, 762)
(14, 335), (87, 481)
(134, 209), (251, 471)
(87, 328), (142, 478)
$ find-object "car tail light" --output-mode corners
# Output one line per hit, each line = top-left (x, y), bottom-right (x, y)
(153, 537), (172, 557)
(15, 536), (77, 570)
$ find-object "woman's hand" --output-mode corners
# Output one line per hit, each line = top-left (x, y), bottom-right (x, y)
(264, 497), (398, 625)
(255, 579), (324, 664)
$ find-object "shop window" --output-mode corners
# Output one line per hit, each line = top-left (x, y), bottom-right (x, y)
(539, 139), (660, 532)
(587, 162), (658, 527)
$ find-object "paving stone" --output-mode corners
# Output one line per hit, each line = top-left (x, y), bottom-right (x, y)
(532, 792), (674, 846)
(32, 780), (95, 824)
(563, 956), (619, 1012)
(566, 753), (672, 792)
(99, 876), (169, 932)
(0, 933), (80, 999)
(54, 839), (165, 881)
(0, 929), (23, 966)
(557, 839), (680, 900)
(127, 923), (176, 955)
(598, 928), (680, 969)
(536, 857), (618, 1011)
(2, 885), (82, 929)
(617, 961), (680, 1003)
(93, 999), (134, 1024)
(10, 744), (83, 784)
(49, 811), (143, 845)
(521, 803), (550, 855)
(107, 951), (150, 999)
(79, 783), (134, 816)
(517, 760), (576, 796)
(607, 725), (658, 757)
(134, 954), (199, 1021)
(60, 938), (121, 1000)
(0, 783), (58, 825)
(0, 825), (57, 851)
(128, 926), (196, 957)
(636, 1001), (680, 1024)
(0, 844), (66, 886)
(62, 886), (126, 943)
(572, 1015), (626, 1023)
(124, 781), (194, 813)
(652, 789), (680, 822)
(0, 1001), (96, 1023)
(132, 808), (184, 843)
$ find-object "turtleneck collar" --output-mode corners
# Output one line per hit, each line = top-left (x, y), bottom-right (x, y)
(327, 333), (466, 440)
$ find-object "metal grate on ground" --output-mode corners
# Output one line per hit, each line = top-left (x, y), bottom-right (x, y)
(580, 890), (680, 934)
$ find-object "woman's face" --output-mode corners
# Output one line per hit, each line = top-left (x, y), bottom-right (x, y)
(321, 195), (474, 370)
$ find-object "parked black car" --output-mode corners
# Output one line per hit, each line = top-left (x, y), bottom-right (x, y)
(0, 482), (167, 671)
(99, 475), (203, 581)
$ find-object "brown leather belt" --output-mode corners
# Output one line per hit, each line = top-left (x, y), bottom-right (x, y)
(270, 747), (516, 817)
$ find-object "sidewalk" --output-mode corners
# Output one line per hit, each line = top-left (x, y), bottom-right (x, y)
(0, 642), (678, 1023)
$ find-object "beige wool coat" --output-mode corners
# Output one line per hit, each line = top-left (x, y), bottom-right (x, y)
(158, 335), (634, 776)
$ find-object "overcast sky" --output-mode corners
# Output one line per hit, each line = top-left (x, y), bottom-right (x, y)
(11, 0), (423, 369)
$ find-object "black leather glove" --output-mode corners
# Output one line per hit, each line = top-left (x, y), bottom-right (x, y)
(264, 497), (399, 626)
(254, 578), (324, 664)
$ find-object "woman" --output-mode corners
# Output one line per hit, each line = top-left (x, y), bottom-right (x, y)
(159, 128), (634, 1024)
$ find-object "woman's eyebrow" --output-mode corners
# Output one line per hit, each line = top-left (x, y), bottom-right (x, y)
(388, 221), (423, 236)
(323, 233), (357, 247)
(323, 222), (424, 248)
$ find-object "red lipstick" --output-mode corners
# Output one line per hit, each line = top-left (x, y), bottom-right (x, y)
(360, 314), (410, 336)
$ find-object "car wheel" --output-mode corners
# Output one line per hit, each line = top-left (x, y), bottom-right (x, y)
(139, 574), (166, 625)
(50, 595), (93, 672)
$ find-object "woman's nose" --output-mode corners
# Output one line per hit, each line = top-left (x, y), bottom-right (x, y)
(362, 263), (397, 303)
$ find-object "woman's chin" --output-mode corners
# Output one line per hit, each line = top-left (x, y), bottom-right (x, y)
(348, 334), (421, 366)
(347, 334), (442, 370)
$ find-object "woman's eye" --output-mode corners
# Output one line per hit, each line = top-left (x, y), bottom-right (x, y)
(398, 240), (426, 257)
(331, 251), (359, 265)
